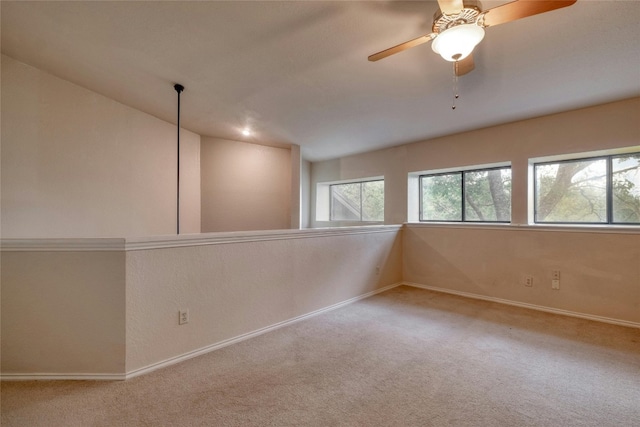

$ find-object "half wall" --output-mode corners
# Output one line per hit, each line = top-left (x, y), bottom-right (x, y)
(1, 226), (403, 379)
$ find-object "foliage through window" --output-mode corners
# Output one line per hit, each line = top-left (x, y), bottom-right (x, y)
(330, 180), (384, 221)
(420, 166), (511, 222)
(534, 153), (640, 224)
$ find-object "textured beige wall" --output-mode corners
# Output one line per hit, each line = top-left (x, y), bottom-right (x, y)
(403, 225), (640, 324)
(310, 97), (640, 227)
(0, 250), (126, 375)
(200, 137), (292, 232)
(1, 55), (201, 238)
(290, 144), (301, 229)
(301, 159), (311, 228)
(0, 228), (401, 377)
(125, 227), (402, 373)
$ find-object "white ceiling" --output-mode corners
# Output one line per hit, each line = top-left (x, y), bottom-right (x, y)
(2, 1), (639, 161)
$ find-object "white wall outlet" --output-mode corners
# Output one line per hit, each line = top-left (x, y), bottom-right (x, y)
(523, 275), (533, 287)
(375, 265), (380, 275)
(552, 270), (561, 280)
(179, 309), (189, 325)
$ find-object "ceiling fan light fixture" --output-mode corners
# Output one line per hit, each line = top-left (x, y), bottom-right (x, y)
(432, 23), (485, 62)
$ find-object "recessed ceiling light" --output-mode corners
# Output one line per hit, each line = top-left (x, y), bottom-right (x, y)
(242, 128), (251, 136)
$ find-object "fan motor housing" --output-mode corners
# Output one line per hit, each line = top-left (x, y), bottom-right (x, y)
(433, 5), (482, 33)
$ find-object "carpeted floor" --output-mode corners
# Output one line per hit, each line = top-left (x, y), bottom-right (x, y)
(2, 285), (639, 426)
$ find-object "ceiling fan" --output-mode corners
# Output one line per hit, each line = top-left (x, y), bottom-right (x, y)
(368, 0), (577, 76)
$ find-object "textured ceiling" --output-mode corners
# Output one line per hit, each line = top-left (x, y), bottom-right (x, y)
(2, 1), (639, 161)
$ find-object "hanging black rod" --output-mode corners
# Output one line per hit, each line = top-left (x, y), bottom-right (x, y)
(174, 83), (184, 235)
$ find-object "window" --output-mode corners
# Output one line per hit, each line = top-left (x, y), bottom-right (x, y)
(534, 153), (640, 224)
(420, 166), (511, 222)
(330, 180), (384, 221)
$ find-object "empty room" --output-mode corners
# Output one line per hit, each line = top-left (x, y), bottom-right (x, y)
(1, 1), (639, 426)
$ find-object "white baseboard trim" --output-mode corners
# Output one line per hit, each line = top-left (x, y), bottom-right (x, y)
(0, 373), (126, 381)
(403, 282), (640, 329)
(125, 282), (403, 380)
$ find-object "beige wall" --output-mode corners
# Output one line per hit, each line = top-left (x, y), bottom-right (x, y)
(1, 248), (126, 376)
(0, 227), (403, 377)
(126, 227), (402, 373)
(404, 225), (640, 324)
(1, 55), (201, 238)
(301, 159), (311, 228)
(310, 97), (640, 227)
(200, 137), (292, 232)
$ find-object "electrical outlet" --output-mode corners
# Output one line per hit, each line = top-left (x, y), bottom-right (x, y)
(552, 270), (560, 290)
(523, 275), (533, 287)
(375, 265), (380, 275)
(179, 309), (189, 325)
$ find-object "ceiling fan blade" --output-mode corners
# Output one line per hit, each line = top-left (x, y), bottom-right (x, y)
(437, 0), (465, 16)
(455, 55), (475, 76)
(368, 33), (436, 62)
(482, 0), (577, 27)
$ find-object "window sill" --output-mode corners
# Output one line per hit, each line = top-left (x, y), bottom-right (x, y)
(405, 222), (640, 234)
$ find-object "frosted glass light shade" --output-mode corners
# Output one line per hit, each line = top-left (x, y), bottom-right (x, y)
(432, 24), (485, 62)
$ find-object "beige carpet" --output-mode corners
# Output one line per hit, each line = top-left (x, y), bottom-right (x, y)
(2, 285), (639, 426)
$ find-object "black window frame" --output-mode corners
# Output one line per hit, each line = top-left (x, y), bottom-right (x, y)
(533, 152), (640, 225)
(419, 166), (512, 223)
(329, 179), (384, 222)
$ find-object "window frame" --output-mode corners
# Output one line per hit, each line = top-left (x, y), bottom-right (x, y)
(328, 178), (384, 222)
(533, 152), (640, 226)
(419, 165), (512, 223)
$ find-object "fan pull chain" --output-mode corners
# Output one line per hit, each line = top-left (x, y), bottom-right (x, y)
(452, 62), (459, 110)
